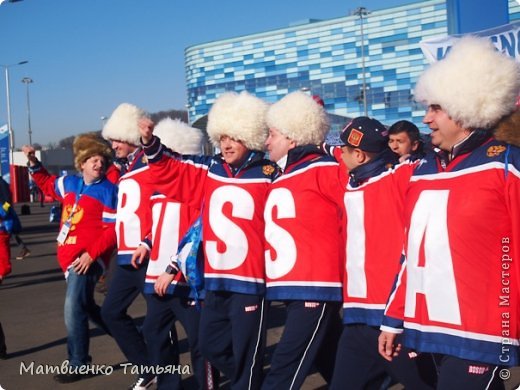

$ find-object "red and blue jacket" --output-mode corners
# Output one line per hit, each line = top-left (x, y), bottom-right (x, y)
(142, 135), (279, 296)
(142, 193), (199, 298)
(264, 145), (346, 302)
(30, 163), (118, 273)
(382, 132), (520, 366)
(113, 149), (154, 266)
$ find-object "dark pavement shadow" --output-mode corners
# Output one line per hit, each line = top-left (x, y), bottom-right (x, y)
(6, 328), (109, 359)
(0, 273), (64, 290)
(5, 268), (62, 279)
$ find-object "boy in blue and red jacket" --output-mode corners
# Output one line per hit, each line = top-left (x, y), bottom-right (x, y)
(23, 134), (117, 384)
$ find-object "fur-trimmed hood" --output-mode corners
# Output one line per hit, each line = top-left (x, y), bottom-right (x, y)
(266, 91), (329, 145)
(154, 117), (204, 155)
(206, 91), (268, 151)
(73, 133), (113, 171)
(494, 109), (520, 147)
(414, 36), (520, 130)
(102, 103), (147, 146)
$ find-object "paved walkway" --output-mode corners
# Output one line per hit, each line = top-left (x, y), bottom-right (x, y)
(0, 204), (327, 389)
(0, 204), (518, 389)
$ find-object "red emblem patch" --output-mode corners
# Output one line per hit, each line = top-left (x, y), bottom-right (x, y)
(347, 129), (364, 147)
(486, 145), (506, 157)
(263, 165), (275, 176)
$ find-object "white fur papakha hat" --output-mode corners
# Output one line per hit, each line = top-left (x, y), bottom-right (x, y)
(154, 117), (203, 155)
(206, 91), (268, 151)
(102, 103), (147, 146)
(266, 91), (329, 145)
(414, 36), (520, 130)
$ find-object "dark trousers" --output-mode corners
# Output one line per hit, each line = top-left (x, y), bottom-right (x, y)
(434, 354), (504, 390)
(199, 291), (266, 390)
(143, 294), (218, 390)
(330, 324), (435, 390)
(262, 300), (342, 390)
(101, 264), (149, 367)
(13, 234), (26, 248)
(0, 321), (5, 354)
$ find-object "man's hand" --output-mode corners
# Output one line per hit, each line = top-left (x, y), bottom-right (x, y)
(138, 117), (155, 144)
(131, 245), (149, 269)
(21, 145), (38, 166)
(72, 252), (94, 275)
(378, 331), (402, 361)
(154, 272), (175, 297)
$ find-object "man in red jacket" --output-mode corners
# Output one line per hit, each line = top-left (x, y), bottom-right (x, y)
(379, 36), (520, 389)
(262, 91), (346, 389)
(100, 102), (157, 390)
(139, 91), (279, 389)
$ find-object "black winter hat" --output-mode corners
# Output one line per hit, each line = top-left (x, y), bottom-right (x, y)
(340, 117), (389, 153)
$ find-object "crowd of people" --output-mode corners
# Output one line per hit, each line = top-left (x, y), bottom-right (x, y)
(0, 35), (519, 390)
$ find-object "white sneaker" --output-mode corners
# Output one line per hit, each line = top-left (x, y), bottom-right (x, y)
(128, 375), (157, 390)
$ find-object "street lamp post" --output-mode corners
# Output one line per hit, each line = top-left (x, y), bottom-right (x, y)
(0, 0), (25, 180)
(353, 7), (370, 116)
(3, 60), (28, 166)
(185, 104), (191, 124)
(21, 77), (33, 145)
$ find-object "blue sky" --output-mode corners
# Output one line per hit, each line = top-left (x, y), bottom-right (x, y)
(0, 0), (421, 146)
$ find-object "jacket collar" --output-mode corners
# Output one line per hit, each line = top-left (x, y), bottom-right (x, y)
(437, 129), (492, 168)
(285, 145), (323, 169)
(216, 150), (268, 176)
(349, 148), (398, 187)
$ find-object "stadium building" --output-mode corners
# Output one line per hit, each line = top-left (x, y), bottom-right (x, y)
(185, 0), (520, 135)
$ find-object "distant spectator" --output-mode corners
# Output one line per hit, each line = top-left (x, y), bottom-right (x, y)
(0, 176), (17, 282)
(388, 120), (424, 161)
(13, 235), (30, 260)
(30, 180), (45, 207)
(0, 176), (17, 361)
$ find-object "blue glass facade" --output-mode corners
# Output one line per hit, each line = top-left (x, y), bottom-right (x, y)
(510, 0), (520, 21)
(186, 0), (520, 134)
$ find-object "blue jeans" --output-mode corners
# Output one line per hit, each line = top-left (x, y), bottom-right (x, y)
(64, 261), (106, 368)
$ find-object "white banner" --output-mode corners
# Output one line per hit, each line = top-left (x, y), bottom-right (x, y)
(420, 21), (520, 63)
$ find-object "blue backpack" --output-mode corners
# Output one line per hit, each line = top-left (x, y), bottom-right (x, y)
(175, 215), (204, 305)
(0, 203), (22, 234)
